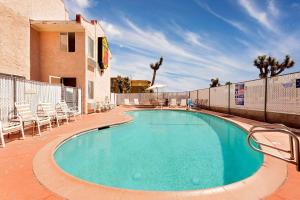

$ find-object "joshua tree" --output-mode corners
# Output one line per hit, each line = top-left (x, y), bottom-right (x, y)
(150, 56), (163, 86)
(254, 55), (294, 78)
(210, 78), (221, 88)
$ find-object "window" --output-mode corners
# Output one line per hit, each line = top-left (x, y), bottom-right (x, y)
(88, 36), (94, 58)
(88, 81), (94, 99)
(60, 32), (75, 52)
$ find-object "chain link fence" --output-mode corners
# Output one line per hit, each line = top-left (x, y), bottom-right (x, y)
(0, 74), (82, 122)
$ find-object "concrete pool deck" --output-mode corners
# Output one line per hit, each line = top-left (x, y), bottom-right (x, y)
(0, 106), (299, 200)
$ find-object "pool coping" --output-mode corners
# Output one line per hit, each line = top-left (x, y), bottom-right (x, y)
(33, 108), (288, 200)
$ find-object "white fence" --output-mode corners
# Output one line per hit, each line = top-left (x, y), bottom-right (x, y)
(115, 72), (300, 116)
(0, 75), (82, 121)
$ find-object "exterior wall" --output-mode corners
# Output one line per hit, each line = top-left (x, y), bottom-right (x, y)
(0, 0), (69, 78)
(38, 31), (86, 111)
(30, 0), (69, 20)
(0, 3), (30, 78)
(81, 17), (112, 110)
(30, 27), (40, 80)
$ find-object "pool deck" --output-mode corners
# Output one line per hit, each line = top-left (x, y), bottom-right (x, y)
(0, 106), (299, 200)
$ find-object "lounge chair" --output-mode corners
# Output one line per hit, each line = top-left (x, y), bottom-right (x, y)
(38, 103), (68, 126)
(0, 116), (24, 147)
(15, 103), (52, 136)
(56, 101), (81, 121)
(124, 98), (130, 105)
(180, 99), (187, 107)
(133, 98), (139, 105)
(169, 98), (177, 107)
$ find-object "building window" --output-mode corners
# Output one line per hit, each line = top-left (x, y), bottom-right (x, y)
(60, 32), (75, 52)
(88, 81), (94, 99)
(88, 36), (94, 58)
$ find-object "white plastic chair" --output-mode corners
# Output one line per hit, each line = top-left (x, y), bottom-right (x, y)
(169, 99), (177, 107)
(134, 98), (139, 105)
(15, 103), (52, 136)
(180, 99), (187, 107)
(38, 103), (68, 126)
(124, 99), (130, 105)
(56, 101), (81, 121)
(0, 117), (24, 147)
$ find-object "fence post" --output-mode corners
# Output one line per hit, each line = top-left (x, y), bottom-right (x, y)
(264, 77), (268, 122)
(228, 83), (231, 114)
(208, 87), (211, 110)
(13, 76), (16, 116)
(196, 90), (199, 109)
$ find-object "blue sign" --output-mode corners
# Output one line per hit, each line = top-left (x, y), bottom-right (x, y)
(296, 79), (300, 88)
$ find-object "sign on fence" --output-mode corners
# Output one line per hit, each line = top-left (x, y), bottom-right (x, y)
(296, 79), (300, 88)
(235, 83), (245, 105)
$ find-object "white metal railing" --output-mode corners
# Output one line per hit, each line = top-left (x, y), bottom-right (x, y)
(247, 124), (300, 171)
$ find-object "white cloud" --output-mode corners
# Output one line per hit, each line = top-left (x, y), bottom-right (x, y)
(195, 1), (248, 33)
(75, 0), (91, 9)
(100, 20), (122, 37)
(64, 0), (93, 17)
(238, 0), (276, 32)
(268, 0), (279, 17)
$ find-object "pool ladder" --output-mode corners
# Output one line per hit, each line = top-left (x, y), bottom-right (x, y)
(247, 124), (300, 172)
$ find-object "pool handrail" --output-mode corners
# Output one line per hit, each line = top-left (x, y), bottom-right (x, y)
(247, 124), (300, 172)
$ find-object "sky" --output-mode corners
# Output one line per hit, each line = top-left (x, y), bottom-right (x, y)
(65, 0), (300, 91)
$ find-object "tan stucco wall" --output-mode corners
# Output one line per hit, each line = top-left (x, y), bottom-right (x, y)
(0, 0), (69, 78)
(38, 31), (86, 111)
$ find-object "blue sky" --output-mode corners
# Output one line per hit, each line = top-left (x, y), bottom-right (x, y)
(65, 0), (300, 91)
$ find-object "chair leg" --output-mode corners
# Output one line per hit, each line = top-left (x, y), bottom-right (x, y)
(0, 132), (5, 148)
(49, 121), (52, 131)
(20, 125), (25, 139)
(56, 118), (60, 127)
(37, 123), (41, 136)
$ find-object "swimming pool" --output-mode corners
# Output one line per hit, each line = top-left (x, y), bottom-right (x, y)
(54, 110), (263, 191)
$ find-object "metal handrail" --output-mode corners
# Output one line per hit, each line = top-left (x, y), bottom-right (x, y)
(247, 124), (300, 171)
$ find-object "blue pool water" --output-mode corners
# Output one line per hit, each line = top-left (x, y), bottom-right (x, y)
(54, 110), (263, 191)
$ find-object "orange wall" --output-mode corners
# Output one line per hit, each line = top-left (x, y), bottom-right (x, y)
(30, 28), (40, 80)
(38, 31), (86, 111)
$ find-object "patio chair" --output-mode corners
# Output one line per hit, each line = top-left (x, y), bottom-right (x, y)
(56, 101), (81, 121)
(124, 98), (130, 105)
(104, 96), (115, 110)
(0, 116), (24, 147)
(169, 99), (177, 107)
(15, 103), (52, 136)
(134, 98), (139, 105)
(38, 103), (68, 127)
(96, 102), (106, 112)
(180, 99), (187, 107)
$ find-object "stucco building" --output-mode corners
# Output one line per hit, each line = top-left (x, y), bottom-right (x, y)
(0, 0), (112, 113)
